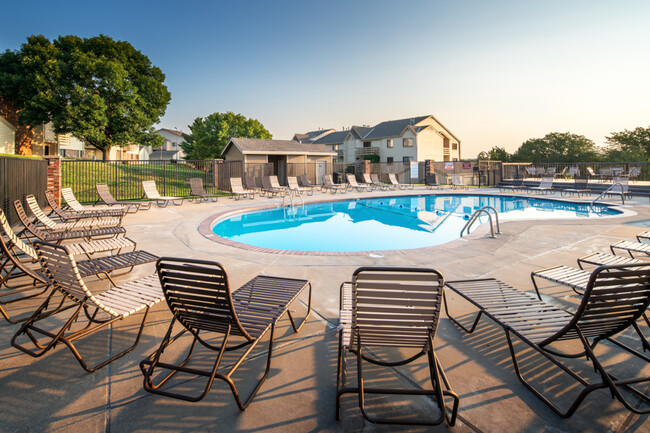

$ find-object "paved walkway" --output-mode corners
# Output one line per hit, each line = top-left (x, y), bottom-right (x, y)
(1, 187), (649, 432)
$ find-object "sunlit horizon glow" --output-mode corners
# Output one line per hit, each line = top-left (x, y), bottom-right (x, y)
(1, 0), (649, 158)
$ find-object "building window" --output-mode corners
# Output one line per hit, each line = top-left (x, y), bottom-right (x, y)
(402, 138), (413, 147)
(452, 143), (458, 150)
(363, 141), (371, 148)
(387, 139), (393, 148)
(403, 156), (412, 162)
(387, 157), (394, 163)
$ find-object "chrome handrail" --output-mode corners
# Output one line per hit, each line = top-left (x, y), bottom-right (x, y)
(460, 206), (500, 238)
(590, 182), (625, 206)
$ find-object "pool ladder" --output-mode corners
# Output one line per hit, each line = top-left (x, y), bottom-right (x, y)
(460, 206), (500, 238)
(590, 182), (626, 207)
(282, 187), (304, 208)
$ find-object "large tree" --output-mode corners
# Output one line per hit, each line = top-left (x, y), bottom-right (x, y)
(477, 146), (510, 161)
(510, 132), (600, 163)
(603, 126), (650, 162)
(0, 34), (170, 159)
(181, 112), (272, 160)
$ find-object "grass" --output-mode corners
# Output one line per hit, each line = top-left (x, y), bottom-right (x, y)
(62, 160), (227, 203)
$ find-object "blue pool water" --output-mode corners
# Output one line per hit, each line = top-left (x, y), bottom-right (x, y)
(212, 195), (620, 252)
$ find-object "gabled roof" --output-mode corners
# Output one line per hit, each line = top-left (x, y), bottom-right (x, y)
(293, 129), (335, 143)
(223, 137), (336, 156)
(0, 116), (16, 131)
(362, 116), (431, 140)
(311, 130), (349, 145)
(157, 128), (184, 137)
(349, 126), (372, 140)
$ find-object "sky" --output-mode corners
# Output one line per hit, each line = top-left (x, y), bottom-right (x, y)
(1, 0), (649, 157)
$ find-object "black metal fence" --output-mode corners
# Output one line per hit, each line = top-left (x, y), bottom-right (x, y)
(62, 159), (216, 203)
(502, 161), (650, 181)
(0, 156), (47, 225)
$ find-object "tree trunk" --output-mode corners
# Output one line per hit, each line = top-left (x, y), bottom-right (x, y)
(101, 147), (108, 161)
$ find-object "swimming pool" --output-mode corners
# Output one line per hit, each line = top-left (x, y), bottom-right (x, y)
(210, 195), (620, 253)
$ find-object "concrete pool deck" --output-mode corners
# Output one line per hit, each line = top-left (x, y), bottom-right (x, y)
(1, 187), (649, 432)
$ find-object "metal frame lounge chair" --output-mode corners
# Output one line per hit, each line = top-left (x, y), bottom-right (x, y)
(627, 166), (641, 182)
(576, 251), (645, 270)
(606, 177), (631, 199)
(95, 183), (149, 212)
(449, 174), (469, 190)
(261, 176), (287, 197)
(46, 190), (127, 221)
(14, 200), (126, 244)
(188, 178), (218, 203)
(388, 172), (414, 190)
(245, 176), (262, 194)
(321, 174), (347, 194)
(11, 241), (163, 372)
(26, 195), (122, 231)
(610, 240), (650, 258)
(526, 176), (554, 194)
(637, 231), (650, 244)
(560, 177), (590, 197)
(566, 166), (579, 178)
(445, 265), (650, 418)
(346, 173), (374, 192)
(61, 188), (126, 217)
(0, 209), (157, 323)
(229, 177), (255, 200)
(525, 166), (536, 178)
(287, 176), (313, 196)
(337, 267), (458, 426)
(499, 178), (525, 193)
(364, 173), (392, 191)
(142, 180), (184, 207)
(140, 257), (311, 409)
(425, 173), (443, 190)
(298, 174), (316, 193)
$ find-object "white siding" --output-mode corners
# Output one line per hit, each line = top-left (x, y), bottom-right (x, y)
(0, 118), (15, 154)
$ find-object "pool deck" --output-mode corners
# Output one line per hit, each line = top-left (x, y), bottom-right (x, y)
(1, 187), (649, 432)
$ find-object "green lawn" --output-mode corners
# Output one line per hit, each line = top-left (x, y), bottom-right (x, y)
(62, 160), (227, 203)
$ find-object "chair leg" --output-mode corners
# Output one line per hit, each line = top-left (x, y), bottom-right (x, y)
(286, 283), (312, 333)
(442, 289), (484, 334)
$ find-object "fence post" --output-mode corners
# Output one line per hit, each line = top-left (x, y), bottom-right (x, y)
(362, 160), (370, 175)
(43, 155), (61, 205)
(213, 159), (224, 190)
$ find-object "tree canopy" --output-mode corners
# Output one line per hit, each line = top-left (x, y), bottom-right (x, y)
(181, 112), (272, 160)
(0, 34), (170, 159)
(477, 146), (510, 162)
(603, 126), (650, 162)
(509, 132), (600, 163)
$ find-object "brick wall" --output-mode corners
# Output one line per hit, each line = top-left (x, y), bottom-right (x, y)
(43, 155), (61, 205)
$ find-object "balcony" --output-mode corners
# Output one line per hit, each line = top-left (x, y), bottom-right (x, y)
(355, 147), (380, 157)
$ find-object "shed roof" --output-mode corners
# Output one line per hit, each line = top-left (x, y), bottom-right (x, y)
(223, 137), (336, 156)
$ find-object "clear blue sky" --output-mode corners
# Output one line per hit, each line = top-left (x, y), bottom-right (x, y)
(2, 0), (649, 157)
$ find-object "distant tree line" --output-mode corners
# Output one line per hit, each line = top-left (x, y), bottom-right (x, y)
(477, 127), (650, 163)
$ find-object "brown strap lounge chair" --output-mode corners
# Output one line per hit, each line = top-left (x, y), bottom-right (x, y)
(14, 200), (126, 244)
(445, 264), (650, 417)
(140, 258), (311, 409)
(11, 241), (163, 372)
(298, 174), (316, 192)
(95, 183), (149, 212)
(367, 173), (393, 190)
(188, 178), (218, 203)
(388, 173), (414, 190)
(337, 267), (458, 426)
(142, 180), (184, 207)
(498, 177), (525, 192)
(61, 187), (125, 215)
(26, 195), (122, 231)
(321, 174), (347, 194)
(261, 176), (287, 197)
(560, 177), (590, 197)
(425, 174), (443, 190)
(0, 209), (157, 323)
(45, 190), (127, 220)
(346, 173), (374, 192)
(244, 176), (262, 193)
(287, 176), (313, 196)
(229, 177), (254, 200)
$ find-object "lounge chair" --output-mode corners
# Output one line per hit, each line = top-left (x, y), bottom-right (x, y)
(14, 200), (127, 244)
(365, 173), (392, 191)
(61, 187), (126, 217)
(449, 174), (469, 190)
(610, 240), (650, 258)
(606, 177), (631, 199)
(445, 265), (650, 417)
(0, 209), (157, 323)
(96, 183), (149, 212)
(12, 241), (163, 372)
(498, 178), (525, 193)
(526, 176), (554, 194)
(298, 174), (316, 193)
(389, 172), (414, 190)
(566, 166), (579, 178)
(525, 166), (536, 178)
(188, 178), (218, 203)
(346, 173), (373, 192)
(425, 174), (443, 190)
(229, 177), (254, 199)
(586, 166), (599, 179)
(140, 257), (311, 409)
(337, 267), (458, 426)
(26, 195), (122, 231)
(245, 176), (262, 194)
(46, 190), (127, 221)
(627, 166), (641, 181)
(546, 167), (556, 176)
(261, 176), (287, 197)
(321, 174), (347, 194)
(576, 251), (645, 270)
(287, 176), (313, 196)
(637, 231), (650, 244)
(142, 180), (184, 207)
(560, 177), (590, 196)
